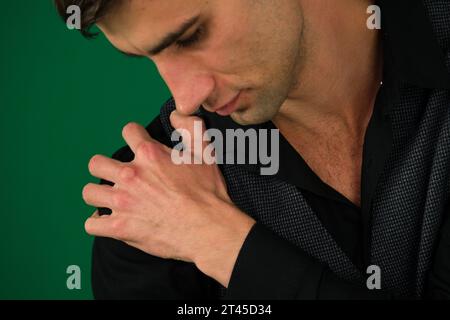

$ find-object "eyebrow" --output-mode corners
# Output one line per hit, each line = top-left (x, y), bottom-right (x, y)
(118, 15), (201, 58)
(119, 51), (143, 58)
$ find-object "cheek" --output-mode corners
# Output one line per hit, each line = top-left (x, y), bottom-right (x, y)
(199, 7), (260, 76)
(199, 31), (269, 92)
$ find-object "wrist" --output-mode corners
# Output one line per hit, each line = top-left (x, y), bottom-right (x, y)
(194, 199), (256, 287)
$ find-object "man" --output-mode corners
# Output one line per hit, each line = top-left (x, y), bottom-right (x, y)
(55, 0), (450, 299)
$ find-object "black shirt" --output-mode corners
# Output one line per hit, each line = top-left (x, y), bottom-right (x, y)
(198, 68), (395, 275)
(92, 0), (450, 299)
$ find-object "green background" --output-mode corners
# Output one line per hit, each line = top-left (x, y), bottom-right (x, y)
(0, 1), (170, 299)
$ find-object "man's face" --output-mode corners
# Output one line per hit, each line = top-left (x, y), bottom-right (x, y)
(99, 0), (305, 125)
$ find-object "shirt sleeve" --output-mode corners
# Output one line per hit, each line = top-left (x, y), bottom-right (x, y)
(223, 223), (390, 300)
(91, 115), (222, 299)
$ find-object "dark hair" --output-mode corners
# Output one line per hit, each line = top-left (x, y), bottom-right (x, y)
(54, 0), (118, 38)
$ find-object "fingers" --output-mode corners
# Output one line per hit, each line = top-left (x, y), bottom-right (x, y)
(88, 154), (127, 183)
(85, 210), (137, 242)
(122, 122), (153, 155)
(82, 183), (116, 209)
(85, 211), (119, 239)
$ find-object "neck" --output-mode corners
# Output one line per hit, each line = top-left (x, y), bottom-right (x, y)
(274, 0), (382, 136)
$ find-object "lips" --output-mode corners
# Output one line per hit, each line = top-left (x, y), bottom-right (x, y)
(215, 91), (241, 116)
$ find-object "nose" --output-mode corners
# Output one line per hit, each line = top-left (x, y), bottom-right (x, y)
(155, 57), (215, 115)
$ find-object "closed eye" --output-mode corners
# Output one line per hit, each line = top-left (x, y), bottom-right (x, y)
(174, 26), (205, 49)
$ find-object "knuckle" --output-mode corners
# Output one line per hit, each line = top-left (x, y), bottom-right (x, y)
(110, 218), (123, 233)
(111, 218), (128, 239)
(119, 166), (136, 183)
(137, 141), (160, 160)
(112, 192), (130, 210)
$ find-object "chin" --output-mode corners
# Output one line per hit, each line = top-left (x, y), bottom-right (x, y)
(230, 109), (273, 126)
(230, 108), (254, 125)
(236, 100), (282, 125)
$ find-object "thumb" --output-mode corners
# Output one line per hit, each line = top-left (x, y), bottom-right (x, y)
(170, 110), (211, 162)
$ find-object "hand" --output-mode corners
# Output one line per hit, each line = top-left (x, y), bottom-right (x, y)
(82, 111), (256, 287)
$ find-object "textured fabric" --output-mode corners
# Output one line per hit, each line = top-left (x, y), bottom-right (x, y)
(423, 0), (450, 52)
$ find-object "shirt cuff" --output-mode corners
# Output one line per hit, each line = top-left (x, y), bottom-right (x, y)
(223, 223), (324, 299)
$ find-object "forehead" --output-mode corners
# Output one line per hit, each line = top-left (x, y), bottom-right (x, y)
(101, 0), (208, 36)
(98, 0), (210, 55)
